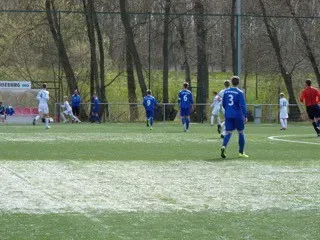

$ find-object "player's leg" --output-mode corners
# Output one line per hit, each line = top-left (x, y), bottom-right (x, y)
(307, 106), (320, 135)
(33, 109), (42, 125)
(284, 118), (288, 129)
(280, 118), (285, 130)
(210, 113), (215, 125)
(221, 118), (234, 158)
(236, 118), (248, 158)
(60, 112), (67, 123)
(185, 116), (190, 131)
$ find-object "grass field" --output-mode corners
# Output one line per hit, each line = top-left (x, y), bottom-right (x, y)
(0, 122), (320, 239)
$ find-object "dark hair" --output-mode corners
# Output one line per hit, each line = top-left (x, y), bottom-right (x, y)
(231, 76), (240, 86)
(305, 79), (312, 86)
(224, 80), (230, 88)
(42, 83), (47, 89)
(213, 91), (217, 95)
(183, 82), (189, 89)
(146, 89), (151, 95)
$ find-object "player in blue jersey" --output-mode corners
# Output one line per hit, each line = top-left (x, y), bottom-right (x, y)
(220, 76), (248, 158)
(142, 90), (158, 130)
(90, 94), (101, 123)
(178, 82), (194, 132)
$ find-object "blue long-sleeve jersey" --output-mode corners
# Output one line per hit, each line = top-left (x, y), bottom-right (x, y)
(72, 94), (81, 107)
(222, 87), (247, 119)
(143, 95), (158, 111)
(178, 89), (193, 109)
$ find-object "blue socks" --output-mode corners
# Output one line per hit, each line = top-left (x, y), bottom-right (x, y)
(185, 118), (190, 130)
(239, 133), (245, 154)
(222, 133), (232, 147)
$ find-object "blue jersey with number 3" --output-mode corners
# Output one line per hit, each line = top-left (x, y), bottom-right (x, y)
(222, 87), (247, 119)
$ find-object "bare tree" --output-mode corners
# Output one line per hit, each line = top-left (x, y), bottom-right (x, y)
(285, 0), (320, 86)
(194, 0), (209, 122)
(259, 0), (301, 120)
(45, 0), (77, 95)
(119, 0), (147, 97)
(126, 39), (139, 121)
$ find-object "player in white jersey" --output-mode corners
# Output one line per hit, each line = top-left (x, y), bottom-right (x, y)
(33, 83), (50, 129)
(217, 80), (230, 137)
(210, 91), (222, 126)
(279, 93), (289, 130)
(60, 96), (81, 123)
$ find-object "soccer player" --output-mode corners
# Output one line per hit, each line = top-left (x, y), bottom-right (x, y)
(60, 96), (81, 123)
(299, 79), (320, 137)
(90, 94), (101, 123)
(220, 76), (248, 158)
(210, 91), (222, 127)
(33, 83), (50, 129)
(142, 90), (158, 130)
(218, 80), (231, 136)
(279, 93), (288, 130)
(0, 101), (6, 123)
(178, 82), (194, 132)
(71, 89), (81, 117)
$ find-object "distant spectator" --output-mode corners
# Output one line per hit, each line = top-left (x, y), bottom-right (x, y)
(71, 89), (81, 117)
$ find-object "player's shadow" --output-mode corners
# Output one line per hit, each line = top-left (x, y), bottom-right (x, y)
(203, 157), (239, 162)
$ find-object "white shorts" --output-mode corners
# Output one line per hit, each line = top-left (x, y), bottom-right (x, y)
(63, 110), (73, 116)
(280, 113), (288, 119)
(212, 107), (220, 115)
(38, 104), (49, 114)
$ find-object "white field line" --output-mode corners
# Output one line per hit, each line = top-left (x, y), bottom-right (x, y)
(0, 133), (218, 144)
(1, 160), (320, 214)
(268, 135), (320, 145)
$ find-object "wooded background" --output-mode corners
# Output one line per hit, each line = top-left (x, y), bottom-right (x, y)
(0, 0), (319, 121)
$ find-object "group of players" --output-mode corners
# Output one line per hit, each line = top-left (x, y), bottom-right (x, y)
(31, 77), (320, 159)
(143, 76), (249, 158)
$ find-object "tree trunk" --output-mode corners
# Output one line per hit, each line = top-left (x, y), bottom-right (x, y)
(259, 0), (301, 120)
(285, 0), (320, 87)
(231, 0), (237, 75)
(45, 0), (77, 96)
(91, 0), (109, 119)
(194, 0), (208, 122)
(83, 0), (99, 99)
(176, 16), (191, 86)
(162, 0), (170, 105)
(119, 0), (147, 97)
(126, 41), (139, 121)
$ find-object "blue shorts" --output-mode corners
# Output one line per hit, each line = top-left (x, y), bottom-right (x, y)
(180, 108), (190, 117)
(146, 110), (154, 118)
(225, 118), (245, 132)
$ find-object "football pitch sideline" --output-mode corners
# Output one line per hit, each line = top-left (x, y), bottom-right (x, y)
(0, 122), (319, 239)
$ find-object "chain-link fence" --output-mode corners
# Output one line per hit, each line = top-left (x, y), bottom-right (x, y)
(54, 102), (308, 124)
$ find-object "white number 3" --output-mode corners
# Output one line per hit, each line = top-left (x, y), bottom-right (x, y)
(228, 94), (234, 106)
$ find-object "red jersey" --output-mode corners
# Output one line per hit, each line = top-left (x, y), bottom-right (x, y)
(300, 86), (320, 106)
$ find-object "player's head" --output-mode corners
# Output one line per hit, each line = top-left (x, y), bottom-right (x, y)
(213, 91), (217, 96)
(231, 76), (240, 86)
(146, 89), (152, 95)
(42, 83), (47, 89)
(279, 93), (285, 98)
(74, 89), (78, 94)
(63, 96), (68, 101)
(305, 79), (312, 86)
(224, 80), (230, 88)
(0, 101), (2, 105)
(183, 82), (189, 89)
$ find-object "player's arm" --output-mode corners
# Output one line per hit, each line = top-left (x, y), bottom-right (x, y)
(239, 93), (248, 123)
(299, 90), (305, 103)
